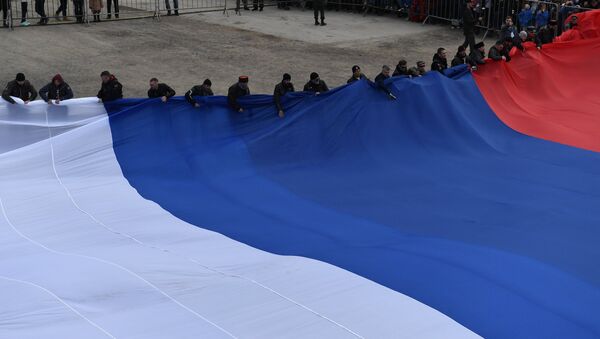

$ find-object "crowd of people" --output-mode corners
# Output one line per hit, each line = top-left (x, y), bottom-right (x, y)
(0, 10), (569, 119)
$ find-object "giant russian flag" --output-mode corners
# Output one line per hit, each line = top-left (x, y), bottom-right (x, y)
(1, 10), (599, 339)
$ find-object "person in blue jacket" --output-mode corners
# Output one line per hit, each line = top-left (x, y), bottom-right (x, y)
(518, 4), (532, 30)
(535, 3), (550, 29)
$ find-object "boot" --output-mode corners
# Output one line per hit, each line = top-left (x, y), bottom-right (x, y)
(107, 13), (111, 19)
(320, 19), (326, 26)
(63, 15), (70, 21)
(174, 10), (179, 15)
(167, 10), (171, 15)
(314, 18), (319, 25)
(259, 6), (263, 11)
(115, 13), (119, 18)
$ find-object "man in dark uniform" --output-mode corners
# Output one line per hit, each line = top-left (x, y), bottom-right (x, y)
(97, 71), (123, 102)
(147, 78), (176, 102)
(39, 74), (74, 104)
(185, 79), (213, 107)
(2, 73), (37, 104)
(393, 60), (409, 77)
(451, 46), (468, 67)
(303, 72), (329, 94)
(468, 41), (486, 68)
(313, 0), (326, 26)
(374, 65), (397, 100)
(488, 40), (507, 61)
(228, 76), (250, 112)
(347, 65), (367, 83)
(462, 0), (476, 53)
(273, 73), (294, 118)
(431, 48), (448, 73)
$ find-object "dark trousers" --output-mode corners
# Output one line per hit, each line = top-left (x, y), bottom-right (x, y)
(72, 0), (83, 21)
(1, 0), (8, 23)
(253, 0), (263, 9)
(21, 1), (28, 20)
(35, 0), (47, 18)
(107, 0), (119, 16)
(235, 0), (248, 10)
(165, 0), (178, 10)
(462, 30), (476, 53)
(313, 3), (324, 20)
(56, 0), (67, 15)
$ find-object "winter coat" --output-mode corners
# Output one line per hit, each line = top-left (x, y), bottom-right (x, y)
(347, 74), (367, 84)
(185, 84), (213, 106)
(148, 83), (176, 99)
(431, 54), (448, 73)
(97, 76), (123, 102)
(39, 81), (74, 101)
(2, 80), (37, 104)
(273, 81), (294, 112)
(303, 80), (329, 93)
(89, 0), (102, 11)
(227, 83), (250, 111)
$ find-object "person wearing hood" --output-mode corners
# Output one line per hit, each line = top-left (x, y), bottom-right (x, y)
(393, 60), (409, 76)
(273, 73), (295, 118)
(347, 65), (368, 83)
(303, 72), (329, 94)
(97, 71), (123, 102)
(147, 78), (176, 102)
(2, 73), (37, 104)
(468, 41), (486, 67)
(39, 74), (74, 104)
(451, 46), (468, 67)
(431, 48), (448, 73)
(185, 79), (214, 107)
(228, 76), (250, 112)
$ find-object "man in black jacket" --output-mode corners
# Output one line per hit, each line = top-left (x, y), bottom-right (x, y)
(468, 41), (486, 68)
(374, 65), (397, 100)
(2, 73), (37, 104)
(228, 76), (250, 113)
(185, 79), (214, 107)
(393, 60), (409, 77)
(536, 20), (558, 49)
(148, 78), (176, 102)
(303, 72), (329, 94)
(431, 48), (448, 73)
(462, 0), (476, 53)
(39, 74), (74, 104)
(451, 46), (468, 67)
(347, 65), (367, 84)
(273, 73), (295, 118)
(488, 40), (507, 61)
(97, 71), (123, 102)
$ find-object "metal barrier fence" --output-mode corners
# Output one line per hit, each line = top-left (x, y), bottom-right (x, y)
(2, 0), (277, 28)
(2, 0), (594, 30)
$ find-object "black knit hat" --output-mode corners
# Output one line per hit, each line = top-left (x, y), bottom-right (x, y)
(203, 79), (212, 86)
(16, 73), (25, 81)
(283, 73), (291, 81)
(475, 41), (485, 49)
(100, 71), (110, 77)
(310, 72), (319, 80)
(238, 76), (249, 83)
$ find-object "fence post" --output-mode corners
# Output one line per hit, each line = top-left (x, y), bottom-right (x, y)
(154, 0), (160, 20)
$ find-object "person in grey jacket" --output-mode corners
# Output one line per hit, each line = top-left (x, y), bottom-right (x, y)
(39, 74), (74, 104)
(2, 73), (37, 104)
